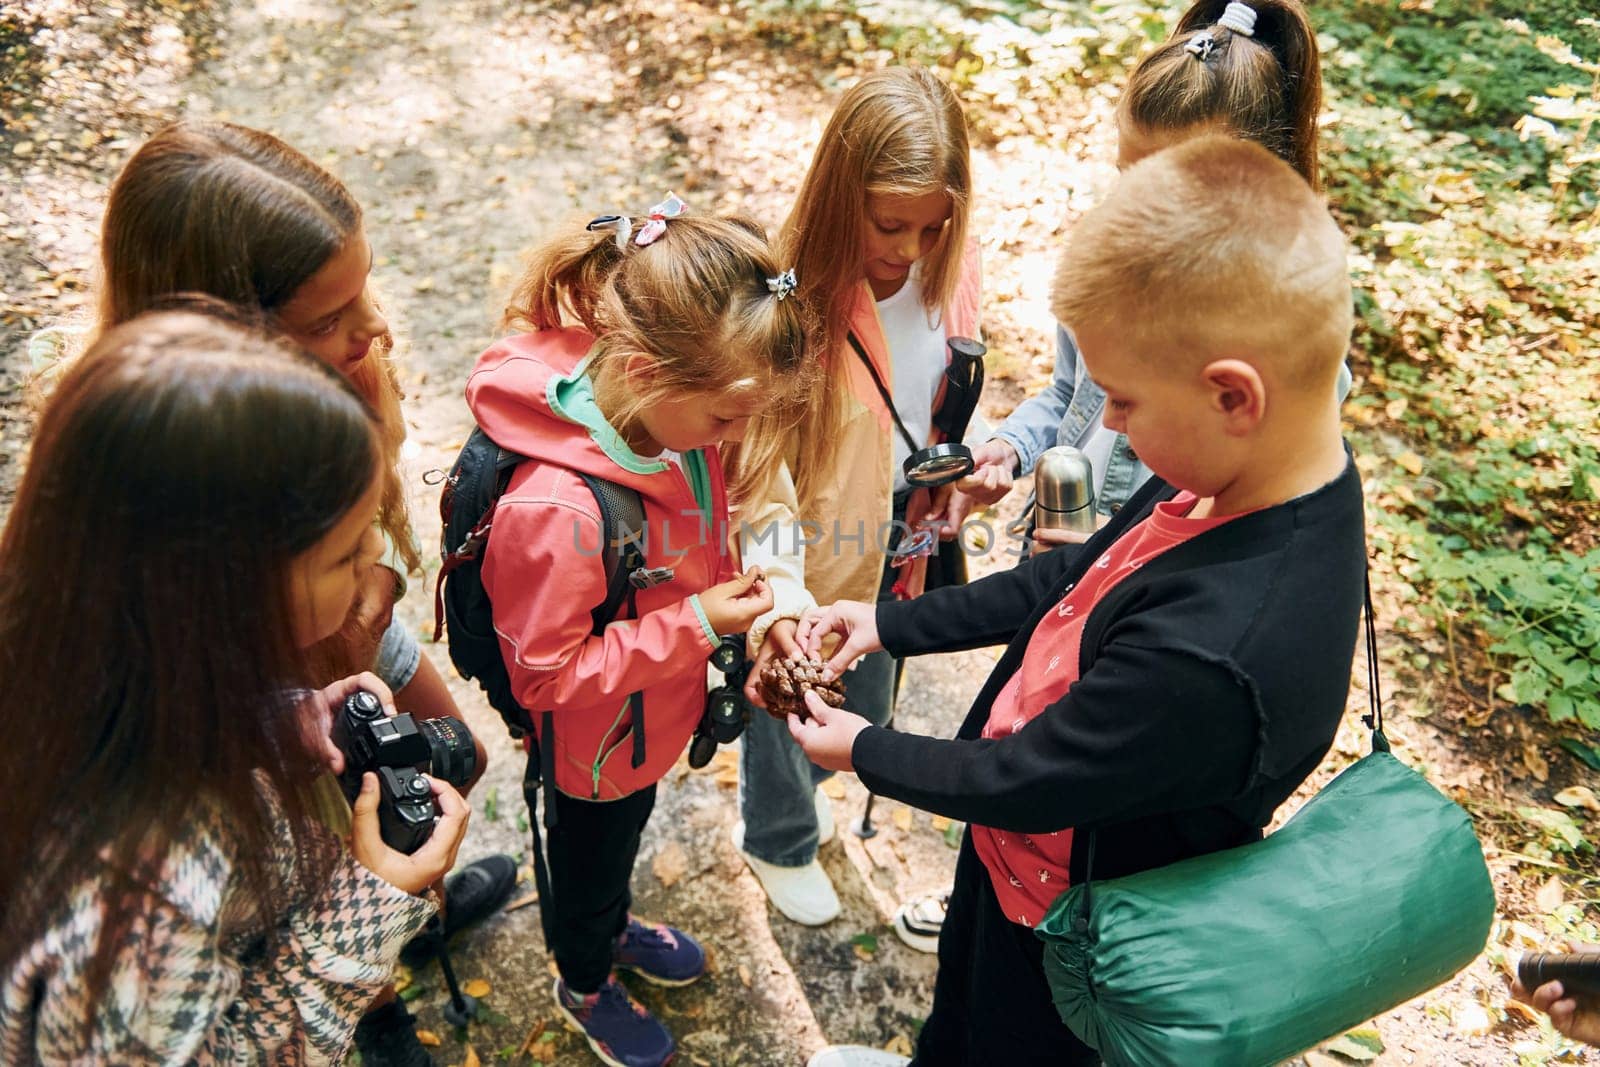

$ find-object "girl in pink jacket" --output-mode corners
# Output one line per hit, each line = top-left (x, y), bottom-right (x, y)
(468, 201), (808, 1067)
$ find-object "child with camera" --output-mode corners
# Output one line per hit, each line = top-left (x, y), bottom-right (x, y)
(466, 201), (809, 1067)
(0, 311), (469, 1064)
(790, 137), (1368, 1066)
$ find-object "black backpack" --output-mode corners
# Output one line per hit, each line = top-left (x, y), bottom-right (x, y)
(433, 425), (654, 745)
(434, 425), (663, 937)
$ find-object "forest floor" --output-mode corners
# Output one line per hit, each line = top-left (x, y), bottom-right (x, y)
(1, 0), (1595, 1064)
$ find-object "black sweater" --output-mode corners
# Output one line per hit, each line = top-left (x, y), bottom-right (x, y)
(854, 457), (1367, 887)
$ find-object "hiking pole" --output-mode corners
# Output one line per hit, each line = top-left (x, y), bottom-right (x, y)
(852, 716), (895, 839)
(852, 660), (907, 839)
(429, 919), (479, 1026)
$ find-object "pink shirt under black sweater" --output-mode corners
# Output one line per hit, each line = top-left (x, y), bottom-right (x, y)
(970, 491), (1246, 927)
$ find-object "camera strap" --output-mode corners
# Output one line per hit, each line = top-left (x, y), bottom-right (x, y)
(848, 331), (923, 458)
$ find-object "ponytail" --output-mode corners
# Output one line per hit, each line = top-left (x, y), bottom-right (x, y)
(1124, 0), (1322, 188)
(503, 224), (628, 334)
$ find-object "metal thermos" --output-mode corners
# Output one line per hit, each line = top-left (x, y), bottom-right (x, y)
(1033, 446), (1097, 535)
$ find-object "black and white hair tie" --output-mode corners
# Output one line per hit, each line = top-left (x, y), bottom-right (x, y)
(1183, 32), (1217, 60)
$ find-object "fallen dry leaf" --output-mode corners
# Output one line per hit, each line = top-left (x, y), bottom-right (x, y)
(931, 815), (952, 832)
(1452, 1002), (1492, 1037)
(820, 777), (846, 799)
(1554, 785), (1600, 811)
(519, 1020), (548, 1056)
(505, 890), (540, 912)
(462, 978), (491, 998)
(885, 1035), (914, 1057)
(1395, 451), (1424, 476)
(463, 1046), (481, 1067)
(1523, 742), (1549, 782)
(737, 964), (752, 988)
(415, 1030), (442, 1047)
(653, 841), (688, 888)
(393, 965), (413, 993)
(1535, 875), (1564, 913)
(892, 807), (912, 832)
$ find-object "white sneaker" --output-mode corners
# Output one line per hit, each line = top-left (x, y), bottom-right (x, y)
(732, 821), (841, 926)
(807, 1046), (911, 1067)
(815, 786), (836, 847)
(891, 889), (949, 954)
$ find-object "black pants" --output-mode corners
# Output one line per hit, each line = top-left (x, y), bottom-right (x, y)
(538, 778), (657, 993)
(913, 832), (1100, 1066)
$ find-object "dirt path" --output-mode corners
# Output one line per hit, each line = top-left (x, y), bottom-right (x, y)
(2, 0), (1592, 1063)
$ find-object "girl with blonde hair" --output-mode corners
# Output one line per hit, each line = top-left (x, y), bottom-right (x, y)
(468, 199), (809, 1067)
(732, 66), (985, 926)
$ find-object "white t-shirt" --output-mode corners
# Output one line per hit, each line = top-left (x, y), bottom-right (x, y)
(876, 274), (947, 492)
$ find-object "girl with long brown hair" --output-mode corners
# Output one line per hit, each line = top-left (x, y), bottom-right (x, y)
(83, 120), (514, 1064)
(732, 66), (983, 927)
(0, 311), (469, 1063)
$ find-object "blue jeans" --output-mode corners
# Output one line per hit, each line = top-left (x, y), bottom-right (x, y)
(739, 500), (910, 868)
(738, 645), (898, 865)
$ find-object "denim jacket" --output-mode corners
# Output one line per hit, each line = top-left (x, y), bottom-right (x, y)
(992, 325), (1354, 517)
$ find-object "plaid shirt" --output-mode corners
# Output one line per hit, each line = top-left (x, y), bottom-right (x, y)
(1, 787), (435, 1065)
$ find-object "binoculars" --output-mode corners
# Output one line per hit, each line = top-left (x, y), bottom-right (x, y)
(688, 634), (750, 769)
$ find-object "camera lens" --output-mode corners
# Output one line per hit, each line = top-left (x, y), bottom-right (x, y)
(415, 716), (477, 787)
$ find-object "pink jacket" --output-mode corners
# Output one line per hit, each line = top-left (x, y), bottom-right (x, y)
(469, 329), (734, 800)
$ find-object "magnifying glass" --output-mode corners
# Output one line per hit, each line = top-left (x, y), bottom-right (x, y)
(903, 442), (976, 488)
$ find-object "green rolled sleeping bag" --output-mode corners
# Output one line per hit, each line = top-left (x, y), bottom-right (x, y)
(1034, 737), (1495, 1067)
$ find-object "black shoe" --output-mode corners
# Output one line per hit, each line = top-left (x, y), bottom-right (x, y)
(354, 999), (434, 1067)
(399, 853), (518, 965)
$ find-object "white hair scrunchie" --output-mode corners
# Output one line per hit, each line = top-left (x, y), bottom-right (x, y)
(1217, 1), (1257, 37)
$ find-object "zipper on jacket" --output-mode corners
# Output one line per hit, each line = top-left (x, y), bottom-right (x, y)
(591, 699), (634, 799)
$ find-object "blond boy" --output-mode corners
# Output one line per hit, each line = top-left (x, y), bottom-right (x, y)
(792, 137), (1366, 1067)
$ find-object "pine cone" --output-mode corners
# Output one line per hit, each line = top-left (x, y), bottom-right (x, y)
(757, 655), (847, 722)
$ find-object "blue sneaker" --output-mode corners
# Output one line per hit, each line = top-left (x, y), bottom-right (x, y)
(612, 916), (706, 987)
(555, 976), (675, 1067)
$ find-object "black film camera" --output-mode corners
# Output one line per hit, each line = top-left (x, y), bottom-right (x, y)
(331, 690), (477, 853)
(688, 634), (750, 769)
(1518, 951), (1600, 997)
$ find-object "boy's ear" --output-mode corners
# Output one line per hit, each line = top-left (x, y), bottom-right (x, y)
(1203, 359), (1266, 434)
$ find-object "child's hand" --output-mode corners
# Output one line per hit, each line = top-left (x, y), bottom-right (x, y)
(699, 567), (774, 635)
(1513, 976), (1600, 1047)
(796, 601), (881, 679)
(787, 690), (870, 772)
(304, 671), (397, 774)
(924, 440), (1016, 538)
(745, 618), (801, 708)
(350, 772), (470, 896)
(1032, 513), (1109, 552)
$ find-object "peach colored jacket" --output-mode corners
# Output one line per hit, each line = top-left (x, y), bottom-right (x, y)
(743, 244), (983, 652)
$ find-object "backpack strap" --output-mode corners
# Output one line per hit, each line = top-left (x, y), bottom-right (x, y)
(580, 473), (649, 636)
(577, 473), (652, 771)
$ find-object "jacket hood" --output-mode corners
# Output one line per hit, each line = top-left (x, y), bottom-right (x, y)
(465, 328), (696, 497)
